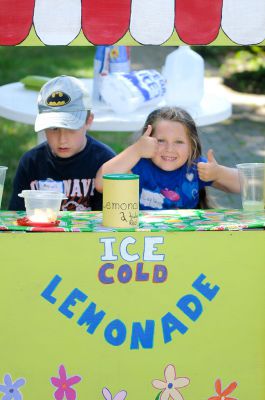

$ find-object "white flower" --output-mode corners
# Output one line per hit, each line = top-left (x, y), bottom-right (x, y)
(152, 364), (190, 400)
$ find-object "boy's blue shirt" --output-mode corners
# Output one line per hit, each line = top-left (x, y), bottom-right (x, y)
(9, 135), (115, 211)
(132, 157), (212, 210)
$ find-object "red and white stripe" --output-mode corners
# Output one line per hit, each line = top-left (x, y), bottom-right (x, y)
(0, 1), (264, 45)
(33, 0), (81, 45)
(222, 0), (265, 45)
(82, 0), (131, 45)
(175, 0), (223, 45)
(0, 0), (34, 45)
(130, 0), (174, 45)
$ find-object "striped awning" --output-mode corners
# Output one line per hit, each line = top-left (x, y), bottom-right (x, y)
(0, 0), (265, 46)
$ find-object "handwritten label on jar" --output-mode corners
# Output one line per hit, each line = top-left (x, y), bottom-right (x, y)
(103, 174), (139, 228)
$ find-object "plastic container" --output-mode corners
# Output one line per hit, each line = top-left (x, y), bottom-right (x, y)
(0, 166), (8, 209)
(109, 46), (130, 73)
(92, 46), (110, 103)
(100, 69), (166, 114)
(92, 46), (130, 103)
(103, 174), (139, 228)
(18, 190), (67, 222)
(236, 163), (265, 211)
(162, 46), (204, 108)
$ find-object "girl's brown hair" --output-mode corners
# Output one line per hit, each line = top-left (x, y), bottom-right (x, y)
(141, 107), (211, 209)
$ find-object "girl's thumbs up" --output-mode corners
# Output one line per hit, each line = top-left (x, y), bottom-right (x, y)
(198, 149), (218, 182)
(143, 124), (153, 136)
(207, 149), (216, 163)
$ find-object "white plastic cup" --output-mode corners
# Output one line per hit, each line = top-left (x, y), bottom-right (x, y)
(18, 190), (67, 222)
(0, 166), (8, 209)
(236, 163), (265, 211)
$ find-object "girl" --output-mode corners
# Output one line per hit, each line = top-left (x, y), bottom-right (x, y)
(95, 107), (240, 209)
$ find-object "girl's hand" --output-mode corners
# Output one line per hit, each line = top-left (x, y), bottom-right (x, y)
(134, 125), (158, 158)
(197, 149), (220, 181)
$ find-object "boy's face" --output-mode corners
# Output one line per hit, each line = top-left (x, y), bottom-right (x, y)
(45, 114), (93, 158)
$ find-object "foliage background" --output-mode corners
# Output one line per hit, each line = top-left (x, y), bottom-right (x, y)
(0, 46), (264, 209)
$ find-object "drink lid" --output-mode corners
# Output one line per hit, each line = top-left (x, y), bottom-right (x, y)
(103, 174), (139, 180)
(18, 190), (67, 199)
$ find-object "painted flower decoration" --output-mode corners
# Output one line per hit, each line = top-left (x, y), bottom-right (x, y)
(0, 374), (26, 400)
(152, 364), (190, 400)
(208, 379), (238, 400)
(50, 365), (81, 400)
(102, 387), (127, 400)
(110, 48), (119, 59)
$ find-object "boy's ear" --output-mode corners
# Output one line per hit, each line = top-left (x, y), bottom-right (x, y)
(86, 112), (94, 127)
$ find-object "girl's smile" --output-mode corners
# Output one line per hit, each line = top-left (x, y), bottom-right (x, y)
(151, 120), (191, 171)
(161, 156), (178, 161)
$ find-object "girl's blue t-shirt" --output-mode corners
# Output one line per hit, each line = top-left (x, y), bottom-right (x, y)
(132, 157), (212, 210)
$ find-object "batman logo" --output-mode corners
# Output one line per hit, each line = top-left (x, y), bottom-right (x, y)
(46, 91), (71, 107)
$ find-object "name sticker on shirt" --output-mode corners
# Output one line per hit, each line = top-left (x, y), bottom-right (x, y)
(140, 188), (164, 209)
(39, 179), (64, 193)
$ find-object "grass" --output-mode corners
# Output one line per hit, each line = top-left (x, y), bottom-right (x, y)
(0, 47), (95, 83)
(0, 47), (131, 209)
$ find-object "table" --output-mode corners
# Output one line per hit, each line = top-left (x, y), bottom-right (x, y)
(0, 209), (265, 232)
(0, 209), (264, 399)
(0, 79), (232, 143)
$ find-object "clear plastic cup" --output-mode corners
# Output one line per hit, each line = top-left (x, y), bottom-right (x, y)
(18, 190), (67, 222)
(236, 163), (265, 211)
(0, 166), (8, 209)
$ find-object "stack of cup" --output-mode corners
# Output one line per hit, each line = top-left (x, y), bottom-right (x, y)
(0, 166), (8, 209)
(236, 163), (265, 211)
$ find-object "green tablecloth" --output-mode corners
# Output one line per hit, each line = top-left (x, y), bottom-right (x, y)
(0, 209), (264, 232)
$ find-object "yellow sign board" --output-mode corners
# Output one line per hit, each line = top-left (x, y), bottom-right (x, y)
(0, 231), (264, 399)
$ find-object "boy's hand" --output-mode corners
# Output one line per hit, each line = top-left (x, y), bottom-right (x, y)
(134, 125), (158, 158)
(197, 149), (220, 182)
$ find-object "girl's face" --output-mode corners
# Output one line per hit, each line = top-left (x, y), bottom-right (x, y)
(151, 120), (191, 171)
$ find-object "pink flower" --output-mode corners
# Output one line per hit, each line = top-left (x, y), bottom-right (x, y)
(152, 364), (190, 400)
(51, 365), (81, 400)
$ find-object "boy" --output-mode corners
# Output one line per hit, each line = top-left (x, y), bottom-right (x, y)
(9, 75), (115, 211)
